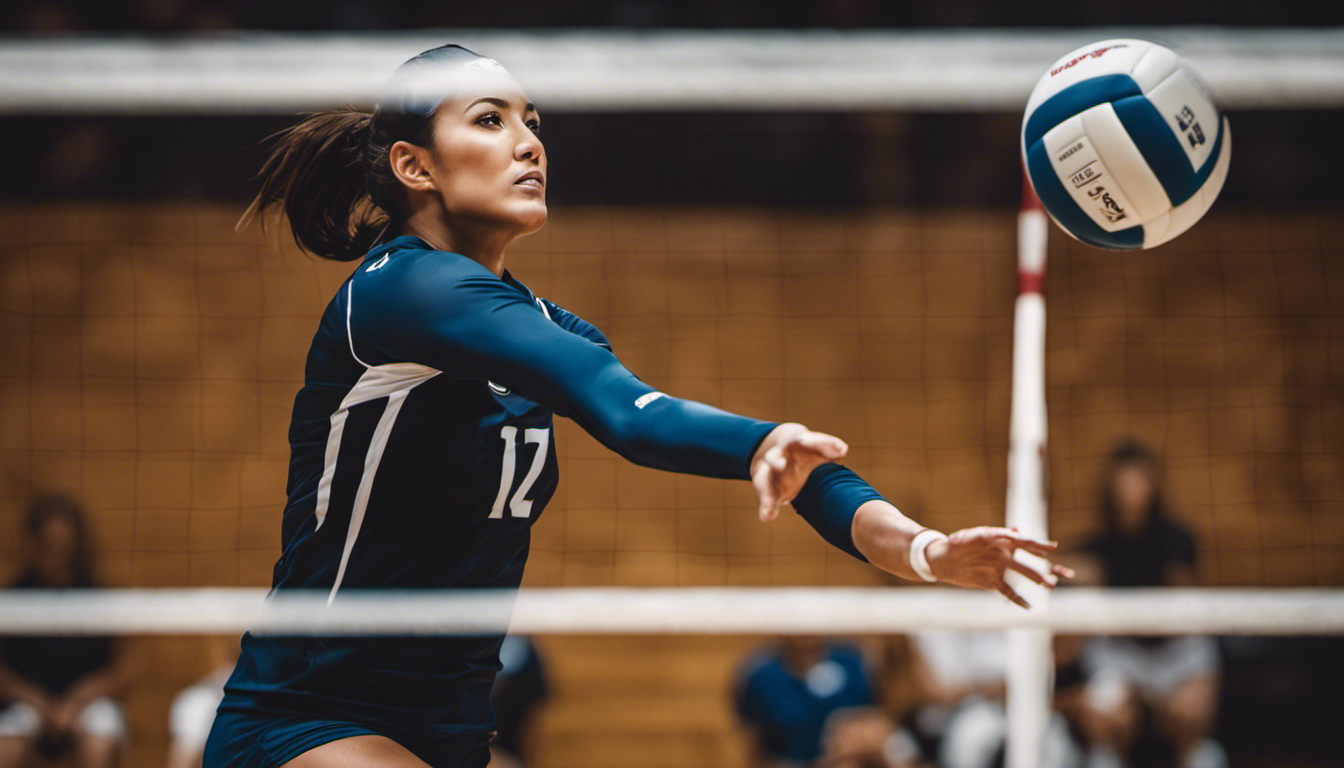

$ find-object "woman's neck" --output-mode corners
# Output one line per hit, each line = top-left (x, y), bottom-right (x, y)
(403, 213), (513, 277)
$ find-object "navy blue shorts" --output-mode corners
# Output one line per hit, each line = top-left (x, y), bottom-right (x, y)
(203, 703), (491, 768)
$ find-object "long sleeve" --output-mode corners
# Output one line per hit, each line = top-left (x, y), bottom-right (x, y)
(791, 463), (884, 561)
(347, 244), (777, 480)
(537, 298), (612, 350)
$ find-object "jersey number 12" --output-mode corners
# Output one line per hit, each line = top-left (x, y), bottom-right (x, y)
(490, 425), (550, 519)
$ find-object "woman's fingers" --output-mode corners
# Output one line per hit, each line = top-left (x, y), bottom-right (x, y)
(795, 431), (849, 459)
(767, 445), (787, 472)
(931, 526), (1073, 605)
(994, 578), (1031, 609)
(979, 528), (1059, 555)
(753, 454), (787, 522)
(777, 433), (845, 474)
(753, 462), (779, 521)
(756, 490), (779, 522)
(1005, 556), (1055, 587)
(753, 430), (849, 522)
(1011, 537), (1059, 556)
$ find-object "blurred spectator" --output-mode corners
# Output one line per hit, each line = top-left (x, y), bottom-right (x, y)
(0, 494), (132, 768)
(735, 636), (875, 768)
(165, 636), (238, 768)
(1069, 439), (1225, 768)
(1054, 631), (1100, 764)
(869, 634), (923, 726)
(488, 635), (549, 768)
(907, 630), (1080, 768)
(816, 706), (920, 768)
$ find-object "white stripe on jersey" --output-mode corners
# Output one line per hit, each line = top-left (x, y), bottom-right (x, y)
(313, 363), (440, 531)
(345, 281), (372, 368)
(319, 281), (442, 603)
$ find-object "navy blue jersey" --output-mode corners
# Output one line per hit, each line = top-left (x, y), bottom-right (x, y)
(220, 236), (777, 742)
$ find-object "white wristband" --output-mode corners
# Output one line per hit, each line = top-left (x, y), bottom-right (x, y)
(909, 529), (947, 583)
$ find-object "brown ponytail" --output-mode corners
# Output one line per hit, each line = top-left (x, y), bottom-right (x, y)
(239, 107), (393, 262)
(240, 44), (486, 261)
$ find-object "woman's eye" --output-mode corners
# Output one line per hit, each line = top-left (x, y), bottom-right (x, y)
(527, 120), (541, 135)
(476, 113), (502, 127)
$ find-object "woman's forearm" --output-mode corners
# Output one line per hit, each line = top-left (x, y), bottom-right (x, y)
(851, 499), (930, 582)
(796, 466), (1067, 604)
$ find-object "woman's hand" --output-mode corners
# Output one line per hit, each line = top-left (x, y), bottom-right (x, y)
(853, 503), (1073, 608)
(925, 526), (1073, 608)
(750, 423), (848, 521)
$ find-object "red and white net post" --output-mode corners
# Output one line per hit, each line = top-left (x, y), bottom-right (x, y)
(1005, 173), (1054, 768)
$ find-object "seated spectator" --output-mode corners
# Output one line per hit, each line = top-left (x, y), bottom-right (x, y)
(0, 494), (132, 768)
(735, 636), (876, 768)
(488, 635), (549, 768)
(1070, 438), (1225, 768)
(869, 634), (923, 726)
(165, 636), (238, 768)
(907, 629), (1081, 768)
(816, 706), (921, 768)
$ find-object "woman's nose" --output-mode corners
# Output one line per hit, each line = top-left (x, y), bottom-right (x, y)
(515, 128), (542, 162)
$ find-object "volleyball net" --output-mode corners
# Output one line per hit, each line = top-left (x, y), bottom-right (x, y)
(2, 587), (1343, 636)
(0, 27), (1342, 768)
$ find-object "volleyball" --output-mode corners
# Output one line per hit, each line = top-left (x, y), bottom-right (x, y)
(1021, 39), (1231, 250)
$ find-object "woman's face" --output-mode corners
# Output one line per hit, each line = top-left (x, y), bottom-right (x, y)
(1111, 462), (1156, 533)
(422, 62), (547, 238)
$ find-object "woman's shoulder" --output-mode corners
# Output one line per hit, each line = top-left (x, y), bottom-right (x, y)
(349, 237), (507, 314)
(360, 236), (492, 281)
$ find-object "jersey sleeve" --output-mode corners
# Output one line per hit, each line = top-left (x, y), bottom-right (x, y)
(538, 299), (611, 350)
(349, 253), (775, 480)
(790, 463), (881, 561)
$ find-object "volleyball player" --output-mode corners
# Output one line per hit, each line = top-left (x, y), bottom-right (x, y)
(202, 44), (1070, 768)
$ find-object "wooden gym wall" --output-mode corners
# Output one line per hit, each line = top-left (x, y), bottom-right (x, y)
(0, 203), (1339, 767)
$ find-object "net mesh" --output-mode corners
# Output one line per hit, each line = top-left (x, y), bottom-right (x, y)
(1045, 212), (1344, 585)
(1, 204), (1340, 589)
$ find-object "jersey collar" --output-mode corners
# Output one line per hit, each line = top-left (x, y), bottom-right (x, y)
(370, 236), (534, 299)
(372, 234), (432, 259)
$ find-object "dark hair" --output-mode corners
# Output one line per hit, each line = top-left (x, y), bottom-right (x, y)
(1098, 437), (1169, 535)
(240, 44), (484, 261)
(24, 492), (96, 585)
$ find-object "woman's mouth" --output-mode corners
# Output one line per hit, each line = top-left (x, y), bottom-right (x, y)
(515, 171), (544, 189)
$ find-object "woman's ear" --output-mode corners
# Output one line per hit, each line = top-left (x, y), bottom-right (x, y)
(389, 140), (436, 193)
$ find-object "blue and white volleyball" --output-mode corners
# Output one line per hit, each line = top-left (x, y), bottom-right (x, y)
(1021, 39), (1231, 250)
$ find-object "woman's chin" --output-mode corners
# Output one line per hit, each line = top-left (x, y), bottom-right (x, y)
(514, 205), (548, 235)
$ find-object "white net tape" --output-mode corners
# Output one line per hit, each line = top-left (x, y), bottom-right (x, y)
(2, 588), (1341, 636)
(1, 28), (1342, 113)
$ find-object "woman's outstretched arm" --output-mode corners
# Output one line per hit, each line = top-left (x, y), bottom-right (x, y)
(853, 502), (1069, 607)
(350, 246), (849, 512)
(789, 464), (1072, 607)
